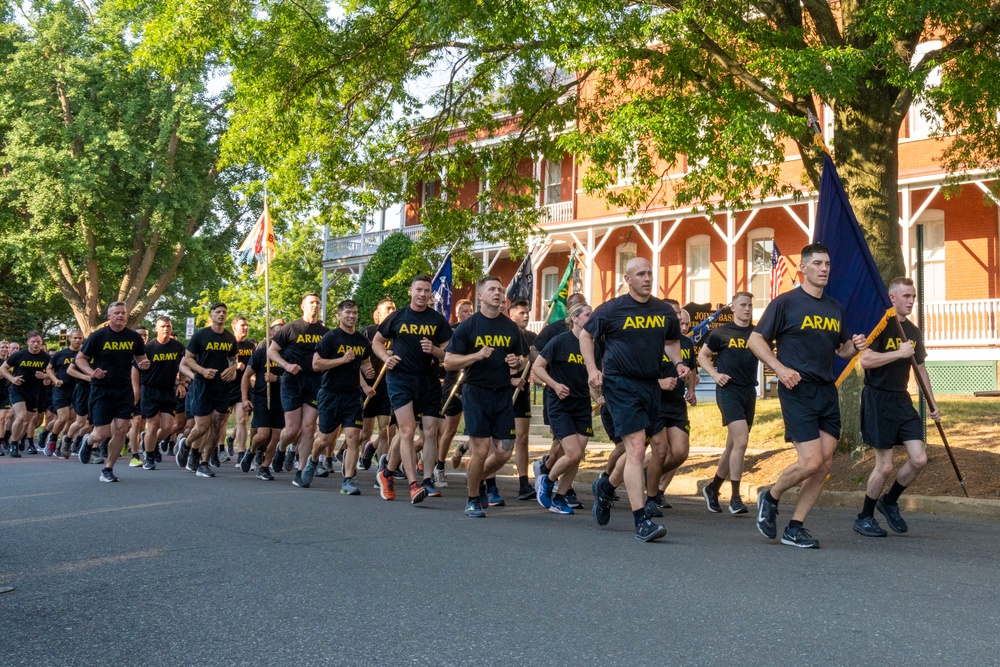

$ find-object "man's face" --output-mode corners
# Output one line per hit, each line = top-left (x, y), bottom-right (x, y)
(510, 306), (529, 328)
(732, 297), (753, 324)
(9, 343), (18, 354)
(233, 318), (249, 339)
(890, 284), (917, 317)
(339, 307), (359, 329)
(375, 302), (396, 324)
(800, 252), (831, 288)
(679, 309), (691, 335)
(108, 305), (128, 329)
(26, 336), (43, 354)
(625, 260), (653, 298)
(302, 295), (321, 320)
(478, 281), (504, 309)
(411, 281), (432, 309)
(0, 342), (8, 358)
(456, 303), (474, 323)
(69, 331), (85, 351)
(156, 319), (173, 341)
(210, 307), (228, 327)
(136, 328), (149, 343)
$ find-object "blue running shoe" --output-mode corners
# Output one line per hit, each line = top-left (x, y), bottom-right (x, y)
(537, 474), (555, 509)
(549, 496), (574, 515)
(486, 486), (504, 507)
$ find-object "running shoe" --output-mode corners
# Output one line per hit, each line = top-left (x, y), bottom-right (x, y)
(218, 448), (231, 464)
(271, 449), (285, 474)
(302, 457), (318, 486)
(256, 466), (274, 481)
(433, 467), (448, 488)
(210, 449), (221, 468)
(341, 477), (361, 495)
(159, 439), (170, 454)
(876, 496), (908, 533)
(853, 515), (887, 538)
(409, 482), (428, 505)
(756, 488), (778, 539)
(225, 435), (234, 457)
(781, 525), (819, 548)
(360, 442), (376, 470)
(314, 464), (330, 478)
(532, 457), (545, 485)
(153, 448), (162, 464)
(654, 492), (671, 509)
(424, 480), (442, 498)
(196, 464), (216, 478)
(175, 444), (188, 469)
(0, 445), (5, 456)
(391, 467), (405, 480)
(478, 481), (489, 510)
(143, 458), (156, 471)
(450, 443), (467, 469)
(240, 450), (255, 473)
(129, 455), (143, 468)
(702, 485), (722, 513)
(292, 471), (309, 488)
(376, 469), (395, 501)
(99, 468), (119, 483)
(331, 454), (343, 474)
(26, 442), (37, 455)
(634, 518), (667, 542)
(537, 474), (555, 509)
(78, 439), (92, 465)
(729, 498), (749, 515)
(44, 440), (55, 457)
(644, 498), (663, 519)
(486, 486), (504, 507)
(549, 496), (574, 515)
(564, 488), (583, 509)
(283, 449), (295, 472)
(9, 443), (20, 458)
(464, 498), (486, 518)
(516, 481), (536, 501)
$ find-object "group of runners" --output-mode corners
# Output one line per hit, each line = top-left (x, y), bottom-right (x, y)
(0, 242), (940, 547)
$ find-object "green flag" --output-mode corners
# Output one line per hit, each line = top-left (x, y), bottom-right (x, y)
(547, 254), (576, 323)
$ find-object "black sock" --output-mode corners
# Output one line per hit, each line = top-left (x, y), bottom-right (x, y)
(731, 480), (741, 499)
(485, 477), (497, 490)
(788, 519), (803, 530)
(860, 495), (878, 518)
(422, 477), (432, 485)
(468, 496), (478, 504)
(709, 475), (725, 492)
(436, 461), (445, 471)
(647, 495), (657, 504)
(539, 459), (550, 475)
(600, 477), (616, 495)
(885, 481), (906, 505)
(518, 475), (529, 487)
(632, 508), (647, 526)
(766, 491), (779, 505)
(554, 493), (566, 502)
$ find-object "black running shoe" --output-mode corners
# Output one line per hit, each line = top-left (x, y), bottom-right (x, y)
(143, 458), (156, 471)
(256, 465), (274, 480)
(240, 450), (254, 473)
(564, 488), (583, 509)
(283, 451), (295, 472)
(10, 444), (22, 458)
(272, 449), (285, 474)
(653, 492), (670, 509)
(153, 449), (162, 464)
(516, 482), (536, 501)
(175, 445), (188, 469)
(360, 442), (376, 470)
(756, 488), (778, 539)
(254, 449), (264, 468)
(876, 496), (908, 533)
(225, 435), (234, 457)
(292, 471), (309, 488)
(99, 468), (119, 483)
(702, 485), (722, 513)
(729, 498), (749, 515)
(78, 439), (92, 464)
(780, 524), (819, 548)
(26, 443), (37, 455)
(196, 464), (216, 478)
(853, 515), (887, 538)
(592, 477), (614, 526)
(644, 498), (663, 518)
(209, 449), (221, 469)
(186, 451), (199, 473)
(635, 518), (667, 542)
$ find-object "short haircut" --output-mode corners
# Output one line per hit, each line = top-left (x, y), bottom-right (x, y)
(301, 292), (320, 302)
(106, 301), (127, 314)
(888, 276), (914, 292)
(411, 275), (433, 286)
(800, 242), (830, 262)
(337, 299), (358, 312)
(732, 291), (754, 302)
(26, 330), (42, 341)
(509, 299), (529, 312)
(210, 302), (227, 312)
(663, 298), (680, 307)
(376, 298), (395, 309)
(455, 299), (473, 310)
(155, 316), (172, 326)
(136, 324), (148, 330)
(232, 316), (248, 325)
(477, 275), (502, 290)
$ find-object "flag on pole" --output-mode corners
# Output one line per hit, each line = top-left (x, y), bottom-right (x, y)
(769, 243), (788, 300)
(813, 153), (895, 385)
(506, 252), (533, 309)
(547, 252), (576, 323)
(689, 303), (730, 347)
(238, 198), (277, 276)
(431, 253), (453, 318)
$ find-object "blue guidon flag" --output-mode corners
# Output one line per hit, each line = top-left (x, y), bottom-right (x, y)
(813, 153), (895, 385)
(432, 253), (453, 319)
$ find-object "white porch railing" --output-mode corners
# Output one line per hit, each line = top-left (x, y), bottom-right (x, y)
(923, 299), (1000, 346)
(324, 226), (423, 262)
(540, 201), (574, 224)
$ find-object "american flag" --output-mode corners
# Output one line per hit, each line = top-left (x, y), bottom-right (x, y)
(769, 243), (787, 300)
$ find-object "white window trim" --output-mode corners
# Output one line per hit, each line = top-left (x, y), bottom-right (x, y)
(686, 234), (711, 303)
(911, 209), (945, 302)
(544, 160), (562, 205)
(541, 266), (559, 313)
(746, 228), (775, 317)
(615, 242), (637, 296)
(907, 41), (943, 141)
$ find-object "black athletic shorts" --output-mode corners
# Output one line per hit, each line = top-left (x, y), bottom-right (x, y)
(599, 404), (621, 445)
(9, 385), (40, 413)
(602, 374), (663, 439)
(280, 373), (320, 412)
(387, 371), (442, 419)
(861, 386), (924, 449)
(40, 386), (53, 413)
(716, 384), (756, 428)
(251, 392), (285, 430)
(188, 377), (230, 417)
(318, 389), (364, 434)
(778, 381), (840, 443)
(89, 384), (135, 427)
(512, 380), (532, 419)
(462, 383), (516, 440)
(141, 385), (177, 419)
(546, 394), (593, 440)
(440, 374), (464, 418)
(53, 384), (74, 411)
(228, 381), (243, 408)
(363, 382), (392, 418)
(73, 383), (90, 416)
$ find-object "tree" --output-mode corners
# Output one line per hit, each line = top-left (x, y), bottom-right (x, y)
(0, 0), (245, 334)
(130, 0), (1000, 287)
(353, 232), (415, 327)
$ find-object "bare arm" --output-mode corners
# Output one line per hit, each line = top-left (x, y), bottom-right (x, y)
(748, 332), (799, 390)
(837, 334), (868, 359)
(664, 340), (690, 379)
(443, 345), (493, 372)
(0, 362), (18, 384)
(267, 340), (299, 375)
(371, 332), (398, 370)
(579, 328), (601, 389)
(698, 345), (729, 386)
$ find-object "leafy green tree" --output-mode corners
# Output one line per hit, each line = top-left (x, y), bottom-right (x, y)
(353, 232), (415, 327)
(0, 0), (244, 334)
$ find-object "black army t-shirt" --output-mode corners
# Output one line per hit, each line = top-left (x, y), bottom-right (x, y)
(7, 349), (52, 392)
(531, 320), (567, 354)
(49, 348), (79, 391)
(754, 287), (849, 384)
(272, 319), (329, 377)
(142, 339), (186, 390)
(864, 319), (925, 392)
(250, 344), (284, 397)
(377, 306), (452, 376)
(230, 339), (256, 387)
(361, 324), (388, 376)
(446, 312), (526, 389)
(316, 328), (371, 393)
(538, 331), (589, 401)
(81, 327), (146, 386)
(186, 327), (238, 380)
(703, 322), (758, 388)
(583, 294), (680, 381)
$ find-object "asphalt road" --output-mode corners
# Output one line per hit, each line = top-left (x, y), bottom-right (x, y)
(2, 455), (998, 667)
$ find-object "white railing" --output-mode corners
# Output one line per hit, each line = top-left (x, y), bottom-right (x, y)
(527, 321), (545, 333)
(325, 223), (509, 263)
(923, 299), (1000, 346)
(540, 200), (574, 224)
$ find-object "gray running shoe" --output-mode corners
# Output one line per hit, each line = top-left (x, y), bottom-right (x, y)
(340, 477), (360, 495)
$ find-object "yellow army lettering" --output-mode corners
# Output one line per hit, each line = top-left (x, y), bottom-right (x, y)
(336, 345), (367, 356)
(295, 334), (322, 344)
(398, 324), (437, 336)
(474, 335), (512, 348)
(884, 337), (902, 350)
(238, 347), (254, 358)
(151, 352), (179, 362)
(800, 316), (841, 332)
(20, 360), (46, 368)
(622, 315), (666, 330)
(727, 338), (748, 348)
(204, 342), (233, 352)
(566, 353), (584, 364)
(102, 341), (134, 351)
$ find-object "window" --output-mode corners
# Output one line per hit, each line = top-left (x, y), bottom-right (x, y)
(919, 212), (945, 301)
(822, 103), (835, 148)
(616, 143), (640, 185)
(616, 242), (637, 295)
(544, 160), (562, 204)
(686, 235), (711, 303)
(478, 177), (489, 214)
(541, 266), (559, 306)
(747, 230), (774, 309)
(909, 41), (943, 140)
(421, 179), (440, 206)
